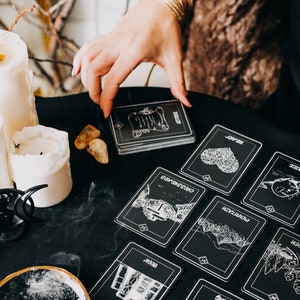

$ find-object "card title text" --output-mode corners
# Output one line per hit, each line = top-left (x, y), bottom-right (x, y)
(160, 175), (194, 193)
(225, 135), (244, 145)
(222, 206), (250, 223)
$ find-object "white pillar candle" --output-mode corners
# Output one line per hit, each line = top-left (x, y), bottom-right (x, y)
(0, 116), (13, 188)
(9, 125), (73, 208)
(0, 30), (38, 149)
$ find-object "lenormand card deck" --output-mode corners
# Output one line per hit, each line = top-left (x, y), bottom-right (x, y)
(243, 227), (300, 300)
(174, 195), (267, 281)
(185, 279), (244, 300)
(115, 167), (206, 247)
(89, 242), (182, 300)
(109, 99), (195, 155)
(180, 124), (262, 195)
(242, 151), (300, 228)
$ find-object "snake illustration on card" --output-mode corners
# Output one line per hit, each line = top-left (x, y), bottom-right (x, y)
(174, 195), (266, 281)
(243, 227), (300, 300)
(115, 167), (206, 247)
(242, 151), (300, 228)
(89, 242), (182, 300)
(185, 279), (245, 300)
(180, 124), (262, 195)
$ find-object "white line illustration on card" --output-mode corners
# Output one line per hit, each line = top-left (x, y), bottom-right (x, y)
(259, 170), (300, 200)
(263, 240), (300, 296)
(128, 106), (169, 138)
(132, 184), (196, 223)
(111, 263), (163, 299)
(194, 217), (251, 255)
(200, 147), (239, 174)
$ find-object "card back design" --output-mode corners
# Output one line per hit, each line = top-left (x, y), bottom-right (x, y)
(89, 242), (182, 300)
(115, 167), (206, 247)
(174, 196), (266, 281)
(243, 227), (300, 300)
(242, 152), (300, 227)
(180, 124), (262, 195)
(185, 279), (244, 299)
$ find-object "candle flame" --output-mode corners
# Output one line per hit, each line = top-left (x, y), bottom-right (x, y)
(0, 54), (5, 62)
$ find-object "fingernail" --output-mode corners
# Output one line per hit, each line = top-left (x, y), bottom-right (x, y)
(71, 67), (76, 76)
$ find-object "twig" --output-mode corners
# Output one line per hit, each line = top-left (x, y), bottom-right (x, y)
(9, 4), (35, 31)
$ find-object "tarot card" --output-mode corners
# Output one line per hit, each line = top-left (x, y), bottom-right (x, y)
(89, 242), (182, 300)
(174, 195), (267, 281)
(185, 279), (244, 300)
(115, 167), (206, 247)
(242, 152), (300, 228)
(180, 124), (262, 195)
(243, 227), (300, 300)
(109, 99), (195, 155)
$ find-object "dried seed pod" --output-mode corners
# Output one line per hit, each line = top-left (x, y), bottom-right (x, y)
(87, 138), (109, 164)
(74, 124), (100, 150)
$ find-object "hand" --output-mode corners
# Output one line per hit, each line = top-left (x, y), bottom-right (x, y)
(72, 0), (191, 118)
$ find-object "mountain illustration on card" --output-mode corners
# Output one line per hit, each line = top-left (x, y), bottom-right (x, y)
(194, 217), (250, 254)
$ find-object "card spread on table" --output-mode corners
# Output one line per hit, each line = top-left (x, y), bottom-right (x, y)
(109, 99), (195, 155)
(180, 124), (262, 195)
(185, 279), (244, 300)
(243, 227), (300, 300)
(115, 167), (206, 247)
(242, 151), (300, 228)
(174, 195), (267, 281)
(89, 242), (182, 300)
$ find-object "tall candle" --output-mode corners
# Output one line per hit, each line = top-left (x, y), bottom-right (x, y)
(0, 30), (38, 149)
(0, 116), (13, 188)
(9, 125), (73, 208)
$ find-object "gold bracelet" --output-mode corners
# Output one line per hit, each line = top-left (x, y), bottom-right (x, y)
(157, 0), (186, 24)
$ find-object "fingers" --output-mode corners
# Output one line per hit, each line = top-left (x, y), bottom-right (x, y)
(162, 51), (192, 108)
(99, 52), (142, 118)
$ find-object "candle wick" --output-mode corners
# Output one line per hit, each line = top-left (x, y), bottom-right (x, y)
(13, 141), (20, 149)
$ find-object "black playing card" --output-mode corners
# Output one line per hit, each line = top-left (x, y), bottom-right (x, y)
(109, 99), (195, 154)
(243, 227), (300, 300)
(174, 195), (267, 281)
(242, 151), (300, 228)
(185, 279), (244, 299)
(180, 124), (262, 195)
(115, 167), (206, 247)
(89, 242), (182, 300)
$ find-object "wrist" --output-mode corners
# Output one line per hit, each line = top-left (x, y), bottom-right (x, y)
(156, 0), (196, 24)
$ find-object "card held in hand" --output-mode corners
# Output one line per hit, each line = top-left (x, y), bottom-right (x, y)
(115, 167), (206, 247)
(242, 151), (300, 228)
(89, 242), (182, 300)
(185, 279), (245, 300)
(243, 227), (300, 300)
(180, 124), (262, 195)
(109, 99), (195, 155)
(174, 195), (267, 281)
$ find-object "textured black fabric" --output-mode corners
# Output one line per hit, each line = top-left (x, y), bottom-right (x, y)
(1, 88), (299, 300)
(261, 0), (300, 133)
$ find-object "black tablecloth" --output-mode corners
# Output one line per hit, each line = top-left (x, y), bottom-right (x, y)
(1, 87), (299, 299)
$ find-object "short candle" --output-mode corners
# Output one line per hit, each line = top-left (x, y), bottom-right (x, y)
(9, 125), (73, 208)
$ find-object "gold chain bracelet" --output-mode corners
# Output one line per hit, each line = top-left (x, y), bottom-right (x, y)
(156, 0), (191, 24)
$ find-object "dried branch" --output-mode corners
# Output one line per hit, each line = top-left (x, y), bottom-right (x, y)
(8, 4), (35, 31)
